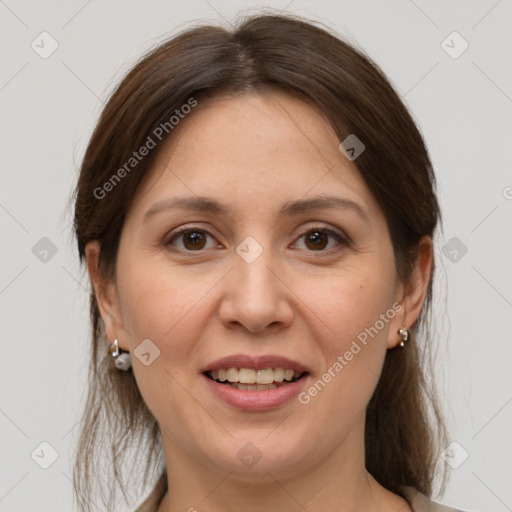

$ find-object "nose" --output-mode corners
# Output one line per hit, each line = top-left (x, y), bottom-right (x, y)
(218, 248), (294, 334)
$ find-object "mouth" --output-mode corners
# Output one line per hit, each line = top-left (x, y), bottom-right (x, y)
(203, 367), (308, 391)
(201, 354), (312, 410)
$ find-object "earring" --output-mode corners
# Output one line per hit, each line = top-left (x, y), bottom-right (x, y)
(397, 328), (410, 348)
(109, 339), (132, 371)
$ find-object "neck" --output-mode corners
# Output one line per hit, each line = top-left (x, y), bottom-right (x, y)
(156, 420), (410, 512)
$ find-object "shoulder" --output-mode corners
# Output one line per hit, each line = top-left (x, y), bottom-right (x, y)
(401, 486), (468, 512)
(133, 479), (470, 512)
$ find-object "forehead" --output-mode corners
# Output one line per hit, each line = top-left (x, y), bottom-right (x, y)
(128, 91), (379, 221)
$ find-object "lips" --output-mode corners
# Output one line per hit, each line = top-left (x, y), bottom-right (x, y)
(202, 372), (311, 411)
(201, 353), (312, 374)
(200, 353), (312, 410)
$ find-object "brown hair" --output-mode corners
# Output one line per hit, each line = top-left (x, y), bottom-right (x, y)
(72, 11), (446, 511)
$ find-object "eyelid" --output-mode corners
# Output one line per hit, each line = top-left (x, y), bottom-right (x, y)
(293, 224), (350, 252)
(295, 223), (349, 242)
(164, 224), (220, 250)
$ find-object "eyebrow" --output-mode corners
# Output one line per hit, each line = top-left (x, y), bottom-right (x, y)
(143, 194), (370, 223)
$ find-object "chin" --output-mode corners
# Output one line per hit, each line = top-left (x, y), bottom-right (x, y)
(202, 433), (316, 481)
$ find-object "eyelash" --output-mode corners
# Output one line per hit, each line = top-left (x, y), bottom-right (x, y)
(164, 224), (349, 255)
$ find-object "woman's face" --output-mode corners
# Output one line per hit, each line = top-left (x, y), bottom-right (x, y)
(89, 90), (421, 482)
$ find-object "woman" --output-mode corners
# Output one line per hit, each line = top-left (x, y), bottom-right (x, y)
(72, 12), (466, 512)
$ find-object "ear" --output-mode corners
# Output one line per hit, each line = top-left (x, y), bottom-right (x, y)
(85, 241), (129, 351)
(387, 235), (433, 349)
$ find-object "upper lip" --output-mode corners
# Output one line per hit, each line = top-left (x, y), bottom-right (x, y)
(202, 354), (311, 374)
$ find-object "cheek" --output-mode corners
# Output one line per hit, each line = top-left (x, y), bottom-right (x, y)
(296, 266), (395, 409)
(116, 264), (215, 428)
(119, 264), (213, 357)
(305, 266), (396, 349)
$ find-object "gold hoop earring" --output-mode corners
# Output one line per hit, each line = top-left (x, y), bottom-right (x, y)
(397, 328), (410, 349)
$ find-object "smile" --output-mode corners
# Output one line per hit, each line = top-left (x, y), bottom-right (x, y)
(202, 370), (310, 411)
(205, 367), (306, 391)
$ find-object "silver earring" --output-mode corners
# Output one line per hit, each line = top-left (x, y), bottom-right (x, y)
(398, 328), (410, 349)
(109, 339), (132, 371)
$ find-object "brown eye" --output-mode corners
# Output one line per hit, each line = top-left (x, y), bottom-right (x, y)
(294, 226), (347, 253)
(166, 228), (215, 251)
(182, 230), (206, 250)
(166, 225), (347, 254)
(304, 230), (329, 250)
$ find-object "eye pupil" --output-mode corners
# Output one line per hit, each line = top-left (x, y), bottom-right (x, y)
(184, 231), (206, 250)
(306, 230), (328, 250)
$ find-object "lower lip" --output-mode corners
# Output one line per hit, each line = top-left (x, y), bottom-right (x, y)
(202, 373), (310, 411)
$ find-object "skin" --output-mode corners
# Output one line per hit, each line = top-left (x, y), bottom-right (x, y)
(86, 89), (432, 512)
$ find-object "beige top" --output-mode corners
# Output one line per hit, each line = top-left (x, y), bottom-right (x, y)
(133, 472), (466, 512)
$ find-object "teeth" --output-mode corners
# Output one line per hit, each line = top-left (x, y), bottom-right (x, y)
(273, 367), (284, 382)
(227, 368), (238, 382)
(284, 369), (294, 381)
(239, 368), (256, 383)
(225, 382), (278, 391)
(208, 367), (303, 384)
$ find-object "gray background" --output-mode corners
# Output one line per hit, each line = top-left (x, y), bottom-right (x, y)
(1, 1), (511, 511)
